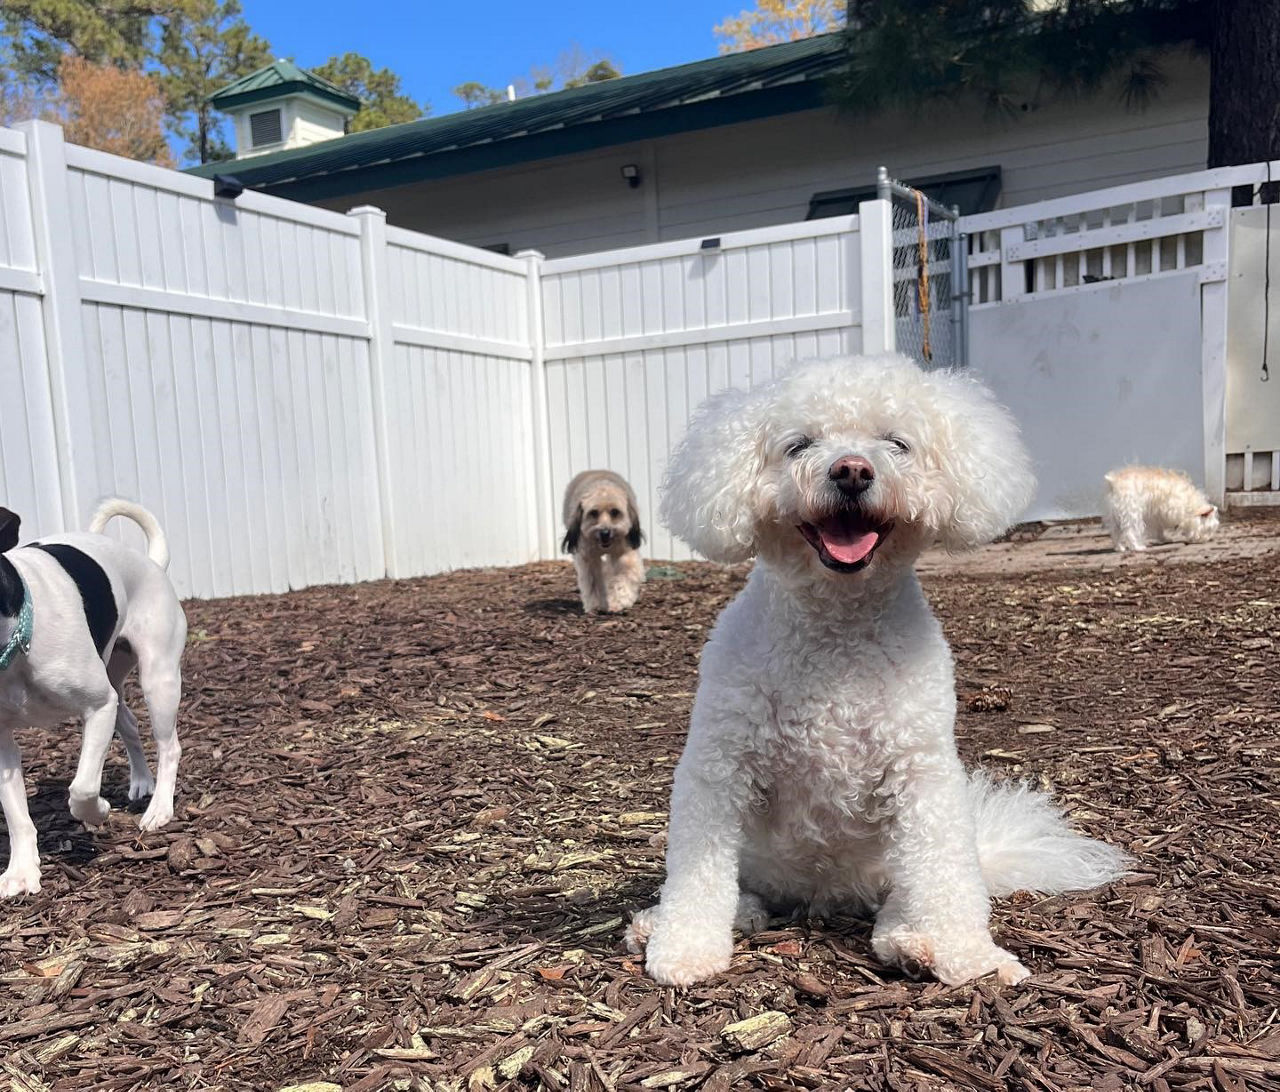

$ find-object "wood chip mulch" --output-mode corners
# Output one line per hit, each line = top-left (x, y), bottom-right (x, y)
(2, 532), (1278, 1091)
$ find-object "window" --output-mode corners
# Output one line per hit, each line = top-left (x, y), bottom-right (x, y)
(807, 167), (1003, 220)
(249, 109), (283, 148)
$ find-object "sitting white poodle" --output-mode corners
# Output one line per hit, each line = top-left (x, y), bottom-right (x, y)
(627, 353), (1129, 988)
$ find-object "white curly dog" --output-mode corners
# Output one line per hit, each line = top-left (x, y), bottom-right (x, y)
(626, 354), (1129, 987)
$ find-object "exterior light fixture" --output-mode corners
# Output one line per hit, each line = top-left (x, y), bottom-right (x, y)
(213, 174), (245, 200)
(620, 163), (641, 188)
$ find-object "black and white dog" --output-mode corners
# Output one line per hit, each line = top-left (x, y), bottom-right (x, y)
(0, 499), (187, 897)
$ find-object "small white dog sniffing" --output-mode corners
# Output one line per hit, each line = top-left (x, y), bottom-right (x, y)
(0, 499), (187, 898)
(562, 470), (645, 614)
(626, 353), (1129, 988)
(1103, 466), (1219, 552)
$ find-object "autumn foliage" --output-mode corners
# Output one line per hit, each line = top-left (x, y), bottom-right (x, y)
(51, 55), (174, 166)
(714, 0), (845, 53)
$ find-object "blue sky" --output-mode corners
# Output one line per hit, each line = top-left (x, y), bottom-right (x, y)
(238, 0), (742, 117)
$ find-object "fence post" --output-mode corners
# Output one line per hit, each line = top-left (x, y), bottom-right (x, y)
(349, 205), (398, 578)
(998, 225), (1026, 302)
(859, 198), (895, 354)
(18, 120), (86, 531)
(1199, 188), (1231, 506)
(516, 249), (556, 561)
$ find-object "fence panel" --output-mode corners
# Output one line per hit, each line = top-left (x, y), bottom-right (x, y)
(540, 217), (863, 560)
(62, 143), (382, 598)
(0, 128), (64, 539)
(382, 229), (539, 574)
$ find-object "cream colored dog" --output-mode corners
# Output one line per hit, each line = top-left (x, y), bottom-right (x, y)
(562, 471), (645, 614)
(1103, 466), (1219, 552)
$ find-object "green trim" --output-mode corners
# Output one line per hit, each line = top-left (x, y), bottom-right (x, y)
(189, 34), (845, 193)
(0, 576), (32, 671)
(213, 82), (359, 114)
(209, 82), (826, 202)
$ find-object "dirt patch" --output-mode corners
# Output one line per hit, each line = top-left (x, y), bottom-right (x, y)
(2, 527), (1278, 1090)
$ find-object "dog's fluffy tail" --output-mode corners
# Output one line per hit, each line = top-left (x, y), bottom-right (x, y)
(970, 771), (1131, 897)
(89, 499), (170, 570)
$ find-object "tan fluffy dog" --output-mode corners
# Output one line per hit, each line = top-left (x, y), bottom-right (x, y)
(1103, 466), (1219, 552)
(562, 471), (645, 614)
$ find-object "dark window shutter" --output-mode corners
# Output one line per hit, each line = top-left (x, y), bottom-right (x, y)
(250, 109), (283, 147)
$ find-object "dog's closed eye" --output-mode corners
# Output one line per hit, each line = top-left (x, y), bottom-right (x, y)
(884, 435), (911, 455)
(785, 436), (813, 458)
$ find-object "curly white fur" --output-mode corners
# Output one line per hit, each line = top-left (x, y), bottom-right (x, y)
(1102, 466), (1219, 552)
(627, 354), (1130, 988)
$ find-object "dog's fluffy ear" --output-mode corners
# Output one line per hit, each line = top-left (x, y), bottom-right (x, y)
(626, 497), (644, 550)
(927, 371), (1037, 551)
(562, 503), (582, 554)
(0, 508), (19, 553)
(660, 386), (766, 562)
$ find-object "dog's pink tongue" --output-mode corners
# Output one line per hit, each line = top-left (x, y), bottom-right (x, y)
(818, 522), (880, 564)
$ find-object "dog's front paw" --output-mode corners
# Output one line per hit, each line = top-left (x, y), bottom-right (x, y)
(0, 862), (42, 898)
(933, 943), (1030, 986)
(873, 925), (1029, 986)
(138, 798), (174, 832)
(644, 919), (733, 987)
(68, 792), (111, 827)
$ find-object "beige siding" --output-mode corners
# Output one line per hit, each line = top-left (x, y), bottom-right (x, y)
(291, 100), (347, 148)
(317, 54), (1208, 258)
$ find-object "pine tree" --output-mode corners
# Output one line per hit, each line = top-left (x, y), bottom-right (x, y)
(311, 53), (425, 132)
(156, 0), (270, 164)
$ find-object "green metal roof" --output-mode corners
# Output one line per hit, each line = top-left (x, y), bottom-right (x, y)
(208, 59), (361, 114)
(190, 34), (847, 201)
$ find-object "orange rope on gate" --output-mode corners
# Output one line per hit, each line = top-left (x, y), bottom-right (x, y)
(915, 189), (931, 362)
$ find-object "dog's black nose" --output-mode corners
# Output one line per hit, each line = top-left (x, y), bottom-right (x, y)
(597, 529), (613, 545)
(829, 455), (875, 496)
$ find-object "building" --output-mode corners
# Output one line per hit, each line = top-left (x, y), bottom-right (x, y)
(209, 60), (360, 158)
(193, 35), (1209, 259)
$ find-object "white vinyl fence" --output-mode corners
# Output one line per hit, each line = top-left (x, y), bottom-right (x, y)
(1, 119), (1272, 598)
(960, 160), (1280, 518)
(0, 121), (896, 593)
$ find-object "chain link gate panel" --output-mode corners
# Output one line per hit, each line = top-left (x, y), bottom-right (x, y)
(877, 166), (968, 369)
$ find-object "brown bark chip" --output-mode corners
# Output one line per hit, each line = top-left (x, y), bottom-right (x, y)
(0, 511), (1276, 1089)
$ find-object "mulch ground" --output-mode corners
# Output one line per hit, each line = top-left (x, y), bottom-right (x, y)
(2, 517), (1278, 1092)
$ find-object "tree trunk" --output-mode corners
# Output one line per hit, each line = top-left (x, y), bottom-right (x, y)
(1208, 0), (1280, 168)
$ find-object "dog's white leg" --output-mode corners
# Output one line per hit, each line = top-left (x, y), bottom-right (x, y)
(872, 758), (1029, 986)
(573, 554), (600, 614)
(114, 702), (155, 802)
(67, 692), (118, 826)
(0, 725), (41, 897)
(642, 747), (746, 986)
(107, 653), (154, 801)
(137, 659), (182, 832)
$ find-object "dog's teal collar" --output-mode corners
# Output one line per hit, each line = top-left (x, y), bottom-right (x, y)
(0, 577), (33, 671)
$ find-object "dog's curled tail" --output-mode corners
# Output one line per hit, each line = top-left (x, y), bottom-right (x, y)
(89, 499), (170, 570)
(969, 771), (1131, 897)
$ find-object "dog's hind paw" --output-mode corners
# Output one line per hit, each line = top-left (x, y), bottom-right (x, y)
(624, 907), (658, 953)
(138, 799), (174, 832)
(0, 864), (42, 898)
(128, 770), (156, 801)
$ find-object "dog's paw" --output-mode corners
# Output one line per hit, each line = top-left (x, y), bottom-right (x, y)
(68, 793), (111, 827)
(733, 892), (770, 936)
(138, 797), (174, 832)
(624, 906), (658, 953)
(873, 926), (1029, 986)
(128, 770), (156, 801)
(644, 922), (733, 987)
(0, 863), (42, 898)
